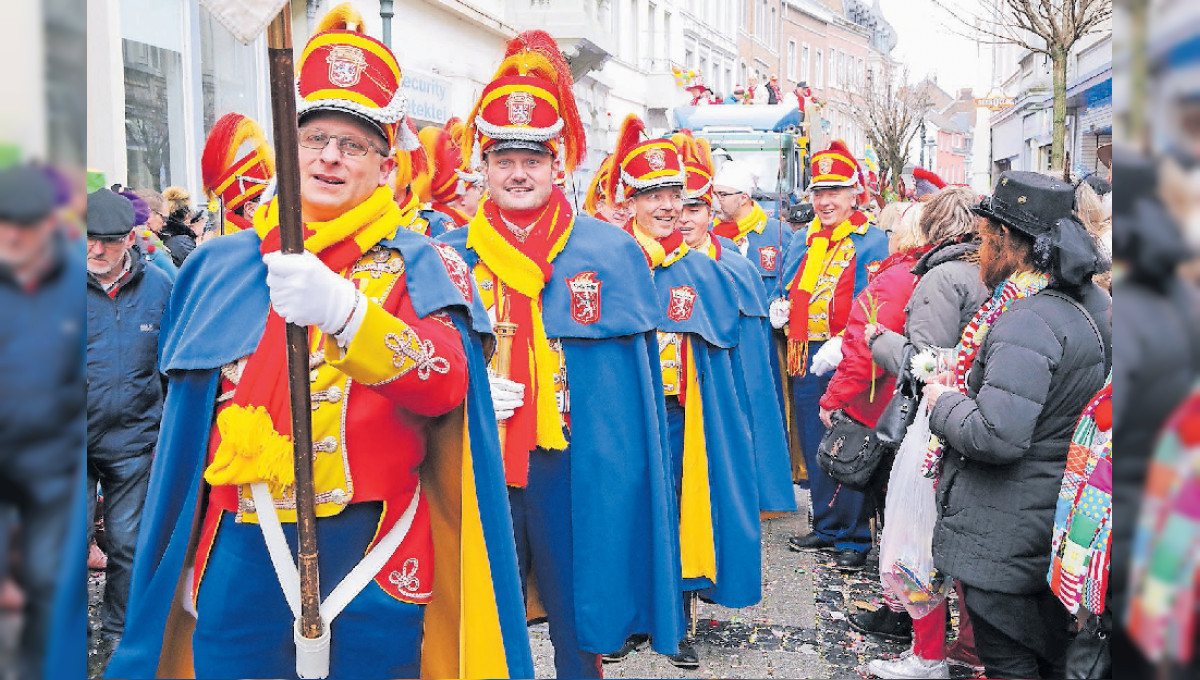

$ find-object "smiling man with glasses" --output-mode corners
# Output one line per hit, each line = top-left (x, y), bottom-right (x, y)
(110, 6), (530, 679)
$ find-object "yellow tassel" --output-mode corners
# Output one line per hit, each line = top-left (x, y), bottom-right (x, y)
(786, 339), (809, 377)
(204, 405), (296, 495)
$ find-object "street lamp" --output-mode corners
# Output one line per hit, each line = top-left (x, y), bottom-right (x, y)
(380, 0), (394, 48)
(919, 118), (926, 168)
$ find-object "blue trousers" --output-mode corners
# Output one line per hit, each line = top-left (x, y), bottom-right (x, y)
(193, 502), (424, 679)
(87, 448), (154, 638)
(509, 448), (602, 679)
(791, 343), (872, 552)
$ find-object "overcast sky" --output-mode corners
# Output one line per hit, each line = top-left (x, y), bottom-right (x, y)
(879, 0), (994, 94)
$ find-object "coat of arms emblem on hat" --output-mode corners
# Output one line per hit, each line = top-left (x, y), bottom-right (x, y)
(326, 45), (368, 88)
(667, 285), (697, 322)
(505, 92), (536, 126)
(646, 148), (668, 172)
(818, 156), (834, 176)
(566, 271), (602, 324)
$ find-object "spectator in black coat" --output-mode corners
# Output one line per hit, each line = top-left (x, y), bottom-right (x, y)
(922, 171), (1110, 679)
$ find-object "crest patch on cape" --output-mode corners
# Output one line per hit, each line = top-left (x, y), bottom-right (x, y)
(565, 271), (602, 324)
(432, 243), (473, 303)
(667, 285), (697, 322)
(759, 246), (779, 272)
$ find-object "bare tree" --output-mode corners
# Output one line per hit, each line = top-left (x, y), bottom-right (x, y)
(850, 64), (931, 197)
(932, 0), (1112, 172)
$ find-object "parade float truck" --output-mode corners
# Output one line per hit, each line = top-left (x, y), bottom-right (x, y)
(670, 104), (808, 219)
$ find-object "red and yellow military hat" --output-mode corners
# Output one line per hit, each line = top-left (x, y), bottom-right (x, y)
(296, 3), (419, 152)
(606, 114), (686, 204)
(808, 139), (862, 190)
(671, 130), (715, 206)
(201, 112), (274, 215)
(462, 30), (586, 172)
(413, 118), (484, 204)
(583, 154), (615, 217)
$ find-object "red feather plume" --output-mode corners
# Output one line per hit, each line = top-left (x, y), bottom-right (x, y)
(503, 30), (586, 171)
(913, 166), (947, 189)
(607, 114), (646, 204)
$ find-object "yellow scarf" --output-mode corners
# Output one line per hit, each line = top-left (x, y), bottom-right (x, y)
(784, 215), (861, 375)
(395, 189), (425, 235)
(253, 185), (402, 258)
(628, 226), (690, 268)
(466, 203), (571, 456)
(716, 202), (768, 243)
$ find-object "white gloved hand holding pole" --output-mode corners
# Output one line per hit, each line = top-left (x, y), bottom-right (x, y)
(810, 335), (844, 376)
(489, 370), (525, 422)
(264, 251), (361, 340)
(768, 297), (791, 330)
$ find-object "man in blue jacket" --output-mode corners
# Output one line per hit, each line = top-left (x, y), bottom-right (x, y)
(0, 165), (85, 680)
(85, 188), (173, 667)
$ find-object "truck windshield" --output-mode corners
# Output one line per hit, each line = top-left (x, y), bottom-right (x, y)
(718, 148), (787, 196)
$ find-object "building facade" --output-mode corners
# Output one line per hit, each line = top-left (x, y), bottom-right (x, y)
(986, 16), (1111, 180)
(87, 0), (691, 201)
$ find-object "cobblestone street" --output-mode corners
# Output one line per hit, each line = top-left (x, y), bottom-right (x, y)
(86, 486), (981, 679)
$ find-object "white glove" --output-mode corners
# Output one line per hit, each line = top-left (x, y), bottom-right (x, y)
(768, 297), (791, 330)
(810, 335), (844, 376)
(489, 371), (525, 422)
(264, 251), (358, 335)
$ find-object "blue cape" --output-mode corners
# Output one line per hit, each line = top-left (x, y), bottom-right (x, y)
(654, 250), (763, 608)
(107, 228), (532, 679)
(711, 240), (797, 513)
(439, 215), (687, 655)
(420, 208), (456, 240)
(737, 218), (791, 299)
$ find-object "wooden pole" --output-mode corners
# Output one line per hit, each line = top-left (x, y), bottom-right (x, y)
(265, 8), (323, 641)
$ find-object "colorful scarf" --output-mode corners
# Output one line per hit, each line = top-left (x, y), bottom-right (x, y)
(204, 186), (402, 494)
(1127, 381), (1200, 664)
(712, 201), (768, 243)
(784, 212), (866, 376)
(1049, 376), (1112, 616)
(467, 188), (573, 487)
(922, 270), (1051, 478)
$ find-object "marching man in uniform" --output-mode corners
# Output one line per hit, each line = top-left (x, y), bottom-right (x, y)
(773, 140), (889, 572)
(438, 30), (685, 679)
(108, 6), (532, 678)
(673, 132), (797, 517)
(600, 114), (760, 670)
(412, 119), (484, 228)
(200, 112), (275, 235)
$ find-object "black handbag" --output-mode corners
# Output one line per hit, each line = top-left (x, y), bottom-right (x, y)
(1065, 610), (1111, 680)
(817, 410), (887, 491)
(875, 346), (922, 446)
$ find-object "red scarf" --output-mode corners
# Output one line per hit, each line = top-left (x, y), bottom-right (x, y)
(475, 189), (574, 486)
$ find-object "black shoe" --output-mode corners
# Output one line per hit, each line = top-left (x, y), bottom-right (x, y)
(788, 532), (835, 552)
(601, 633), (650, 663)
(847, 606), (913, 642)
(834, 548), (869, 571)
(667, 639), (700, 669)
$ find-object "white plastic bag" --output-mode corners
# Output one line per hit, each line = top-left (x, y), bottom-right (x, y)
(878, 396), (947, 619)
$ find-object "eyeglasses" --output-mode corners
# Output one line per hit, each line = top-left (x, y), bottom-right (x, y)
(298, 128), (386, 157)
(713, 190), (744, 199)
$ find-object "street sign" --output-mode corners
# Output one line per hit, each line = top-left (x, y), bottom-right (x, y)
(975, 95), (1015, 111)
